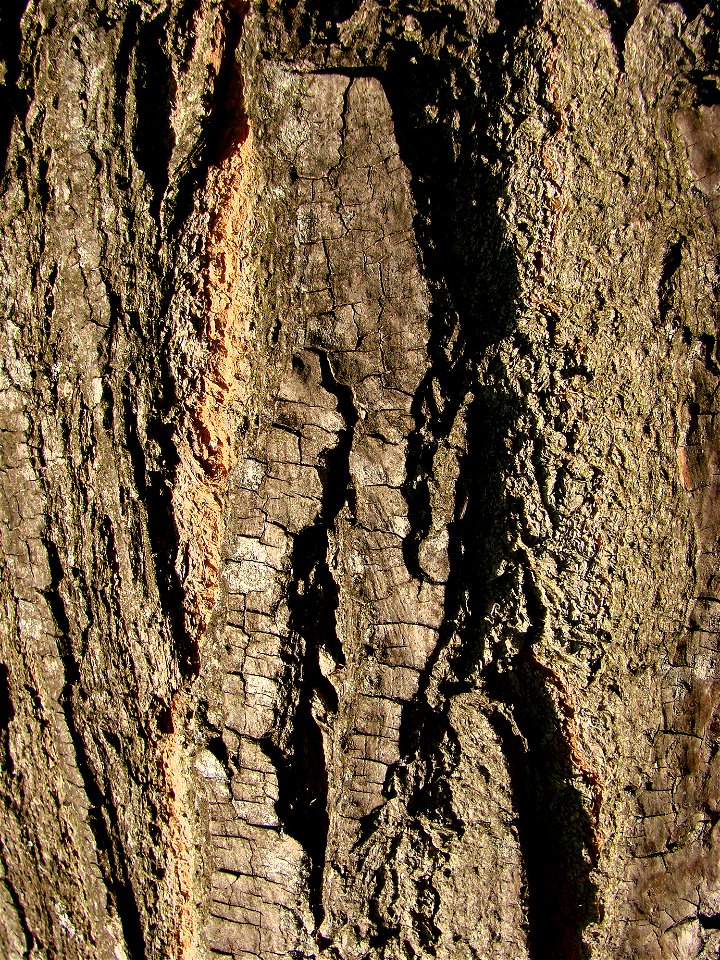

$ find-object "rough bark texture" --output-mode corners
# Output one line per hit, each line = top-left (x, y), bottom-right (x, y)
(1, 1), (720, 958)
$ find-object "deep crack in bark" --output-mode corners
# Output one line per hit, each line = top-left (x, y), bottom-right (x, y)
(485, 561), (599, 960)
(0, 0), (29, 177)
(282, 347), (357, 925)
(43, 537), (147, 960)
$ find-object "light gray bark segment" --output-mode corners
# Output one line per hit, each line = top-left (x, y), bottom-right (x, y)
(196, 70), (442, 956)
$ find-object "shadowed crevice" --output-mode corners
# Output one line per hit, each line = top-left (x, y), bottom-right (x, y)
(487, 663), (599, 960)
(168, 1), (249, 233)
(0, 859), (35, 956)
(0, 662), (14, 774)
(658, 237), (683, 327)
(42, 537), (147, 960)
(113, 4), (140, 137)
(0, 0), (29, 178)
(132, 12), (176, 220)
(594, 0), (640, 71)
(278, 0), (363, 52)
(122, 382), (198, 678)
(385, 0), (522, 776)
(375, 1), (600, 952)
(275, 348), (357, 926)
(383, 0), (528, 609)
(0, 663), (13, 734)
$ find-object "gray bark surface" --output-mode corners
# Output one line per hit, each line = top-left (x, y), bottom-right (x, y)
(1, 1), (719, 958)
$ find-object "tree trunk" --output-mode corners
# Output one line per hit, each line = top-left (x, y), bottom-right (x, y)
(1, 1), (719, 958)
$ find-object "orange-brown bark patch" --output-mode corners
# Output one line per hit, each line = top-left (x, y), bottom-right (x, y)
(160, 692), (196, 959)
(176, 126), (254, 637)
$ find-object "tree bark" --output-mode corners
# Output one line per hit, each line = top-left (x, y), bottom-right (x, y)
(1, 1), (719, 958)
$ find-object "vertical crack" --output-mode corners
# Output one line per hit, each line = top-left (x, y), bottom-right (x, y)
(485, 560), (599, 960)
(385, 0), (522, 791)
(0, 662), (13, 732)
(132, 11), (176, 220)
(593, 0), (640, 72)
(42, 536), (147, 960)
(0, 0), (29, 177)
(113, 4), (140, 138)
(122, 384), (197, 678)
(658, 237), (683, 327)
(276, 347), (357, 926)
(0, 850), (35, 956)
(0, 661), (14, 776)
(168, 0), (249, 232)
(380, 4), (600, 953)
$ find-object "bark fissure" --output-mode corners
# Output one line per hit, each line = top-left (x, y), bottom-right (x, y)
(486, 661), (599, 960)
(282, 347), (357, 923)
(658, 237), (683, 327)
(43, 537), (147, 960)
(593, 0), (639, 72)
(0, 853), (34, 956)
(132, 12), (176, 220)
(122, 381), (197, 677)
(0, 664), (14, 738)
(168, 0), (248, 233)
(113, 5), (140, 140)
(375, 6), (606, 951)
(0, 0), (29, 177)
